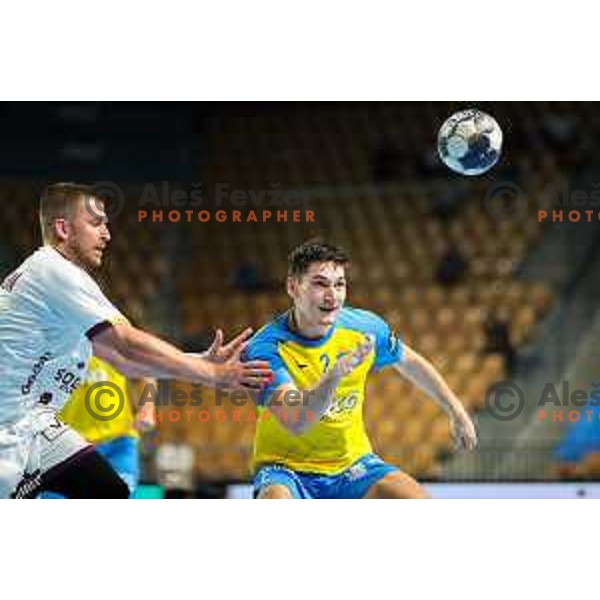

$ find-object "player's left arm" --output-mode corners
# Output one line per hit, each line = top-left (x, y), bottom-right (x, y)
(391, 346), (478, 451)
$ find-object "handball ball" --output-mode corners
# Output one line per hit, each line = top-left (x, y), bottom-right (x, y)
(437, 108), (503, 176)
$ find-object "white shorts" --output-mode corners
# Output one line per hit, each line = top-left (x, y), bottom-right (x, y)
(0, 406), (91, 498)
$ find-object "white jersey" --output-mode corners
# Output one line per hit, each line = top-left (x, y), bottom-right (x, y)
(0, 246), (125, 424)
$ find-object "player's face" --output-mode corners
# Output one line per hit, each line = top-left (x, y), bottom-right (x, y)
(288, 262), (347, 334)
(64, 197), (111, 270)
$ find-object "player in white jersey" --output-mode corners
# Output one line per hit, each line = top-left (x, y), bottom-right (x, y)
(0, 183), (272, 498)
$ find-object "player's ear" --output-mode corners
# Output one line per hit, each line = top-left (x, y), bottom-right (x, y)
(286, 275), (297, 299)
(54, 217), (70, 242)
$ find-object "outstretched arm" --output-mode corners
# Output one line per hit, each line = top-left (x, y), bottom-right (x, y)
(91, 322), (271, 390)
(262, 339), (373, 435)
(392, 345), (478, 451)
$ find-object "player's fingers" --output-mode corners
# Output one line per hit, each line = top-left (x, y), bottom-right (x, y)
(241, 375), (271, 388)
(239, 381), (264, 390)
(223, 328), (253, 352)
(243, 360), (271, 371)
(351, 344), (372, 365)
(466, 427), (474, 446)
(207, 329), (223, 354)
(364, 337), (374, 350)
(453, 427), (465, 451)
(463, 421), (476, 449)
(242, 369), (272, 382)
(241, 367), (273, 385)
(337, 356), (355, 372)
(466, 433), (475, 451)
(230, 340), (249, 361)
(471, 433), (479, 450)
(358, 348), (371, 362)
(357, 340), (374, 356)
(243, 368), (274, 378)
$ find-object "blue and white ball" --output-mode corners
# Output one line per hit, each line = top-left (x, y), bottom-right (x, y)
(437, 109), (503, 176)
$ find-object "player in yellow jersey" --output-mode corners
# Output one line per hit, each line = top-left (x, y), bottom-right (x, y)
(245, 239), (478, 499)
(57, 356), (156, 496)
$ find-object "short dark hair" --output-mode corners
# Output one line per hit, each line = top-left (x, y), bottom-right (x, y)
(288, 239), (350, 277)
(39, 183), (96, 243)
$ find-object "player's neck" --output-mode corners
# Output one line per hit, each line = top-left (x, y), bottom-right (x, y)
(50, 243), (69, 261)
(50, 243), (92, 274)
(289, 307), (333, 340)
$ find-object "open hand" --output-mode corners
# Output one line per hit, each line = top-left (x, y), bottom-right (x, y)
(215, 360), (273, 390)
(204, 328), (253, 364)
(331, 337), (374, 379)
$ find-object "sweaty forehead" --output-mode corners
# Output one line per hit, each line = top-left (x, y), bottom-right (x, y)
(305, 261), (346, 280)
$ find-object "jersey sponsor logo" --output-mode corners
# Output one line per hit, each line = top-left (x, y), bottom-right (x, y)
(21, 352), (52, 395)
(54, 368), (83, 395)
(322, 390), (360, 420)
(346, 462), (367, 481)
(0, 270), (22, 292)
(289, 355), (309, 371)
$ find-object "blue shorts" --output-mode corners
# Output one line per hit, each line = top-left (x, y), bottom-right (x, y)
(253, 453), (398, 499)
(96, 436), (140, 497)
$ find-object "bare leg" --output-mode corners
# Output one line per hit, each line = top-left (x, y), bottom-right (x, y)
(257, 484), (294, 499)
(364, 470), (429, 499)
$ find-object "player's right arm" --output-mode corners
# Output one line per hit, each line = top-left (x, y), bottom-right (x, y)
(35, 256), (271, 390)
(258, 339), (373, 435)
(91, 322), (271, 390)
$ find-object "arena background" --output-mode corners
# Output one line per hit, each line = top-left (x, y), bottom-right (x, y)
(1, 101), (599, 498)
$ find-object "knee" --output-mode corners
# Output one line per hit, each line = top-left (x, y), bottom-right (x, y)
(257, 484), (293, 499)
(367, 472), (430, 499)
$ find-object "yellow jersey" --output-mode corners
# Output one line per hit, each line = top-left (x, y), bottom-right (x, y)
(245, 307), (403, 475)
(60, 356), (137, 444)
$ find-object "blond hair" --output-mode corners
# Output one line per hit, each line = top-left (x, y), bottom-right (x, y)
(39, 183), (95, 244)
